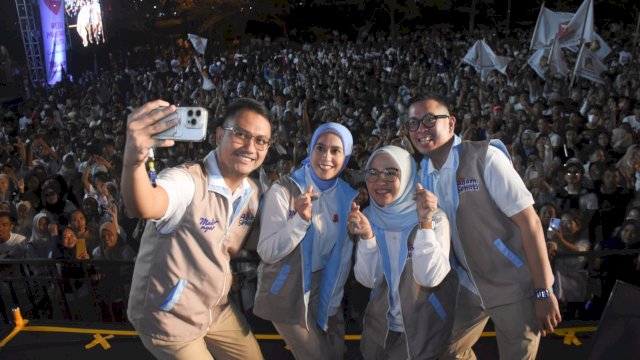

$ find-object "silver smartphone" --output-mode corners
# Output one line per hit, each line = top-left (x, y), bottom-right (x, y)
(152, 107), (208, 142)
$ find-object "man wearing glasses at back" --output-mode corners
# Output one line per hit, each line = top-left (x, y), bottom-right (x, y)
(406, 95), (561, 359)
(121, 98), (271, 359)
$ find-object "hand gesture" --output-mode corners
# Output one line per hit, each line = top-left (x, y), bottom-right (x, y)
(294, 186), (318, 222)
(123, 100), (177, 167)
(77, 251), (90, 260)
(414, 183), (437, 221)
(106, 201), (118, 218)
(348, 202), (373, 240)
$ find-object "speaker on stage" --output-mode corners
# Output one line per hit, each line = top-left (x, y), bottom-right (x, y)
(589, 281), (640, 360)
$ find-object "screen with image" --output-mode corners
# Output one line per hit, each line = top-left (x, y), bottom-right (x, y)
(65, 0), (105, 47)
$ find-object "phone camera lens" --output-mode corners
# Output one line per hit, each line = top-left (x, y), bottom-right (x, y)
(187, 110), (194, 117)
(196, 110), (201, 117)
(190, 118), (197, 125)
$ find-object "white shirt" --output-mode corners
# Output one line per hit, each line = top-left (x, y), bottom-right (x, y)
(258, 172), (340, 272)
(354, 215), (451, 332)
(426, 138), (533, 296)
(155, 151), (250, 234)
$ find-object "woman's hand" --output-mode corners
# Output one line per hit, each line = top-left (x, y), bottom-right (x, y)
(294, 186), (318, 222)
(348, 202), (373, 240)
(414, 183), (437, 222)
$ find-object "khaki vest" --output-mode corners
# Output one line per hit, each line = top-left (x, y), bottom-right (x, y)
(127, 162), (260, 342)
(362, 227), (458, 359)
(456, 140), (534, 308)
(253, 175), (357, 330)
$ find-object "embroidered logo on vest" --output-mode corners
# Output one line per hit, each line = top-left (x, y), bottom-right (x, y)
(239, 212), (255, 226)
(457, 177), (479, 193)
(199, 218), (220, 232)
(288, 210), (296, 219)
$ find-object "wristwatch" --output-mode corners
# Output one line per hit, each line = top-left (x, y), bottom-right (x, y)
(534, 288), (553, 300)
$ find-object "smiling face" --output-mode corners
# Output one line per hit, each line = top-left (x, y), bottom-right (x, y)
(61, 227), (78, 249)
(101, 228), (117, 248)
(408, 99), (455, 155)
(215, 110), (271, 189)
(311, 132), (345, 180)
(366, 152), (400, 207)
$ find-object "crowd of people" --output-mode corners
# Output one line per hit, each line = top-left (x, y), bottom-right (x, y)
(0, 18), (639, 359)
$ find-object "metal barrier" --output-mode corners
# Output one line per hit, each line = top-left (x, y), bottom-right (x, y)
(0, 249), (638, 327)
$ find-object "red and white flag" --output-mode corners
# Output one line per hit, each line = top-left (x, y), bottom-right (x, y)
(530, 6), (574, 50)
(557, 0), (595, 48)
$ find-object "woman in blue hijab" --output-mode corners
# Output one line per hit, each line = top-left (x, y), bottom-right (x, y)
(349, 145), (458, 359)
(254, 123), (358, 360)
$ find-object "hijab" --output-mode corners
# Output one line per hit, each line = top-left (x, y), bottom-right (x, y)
(363, 145), (419, 232)
(293, 122), (353, 191)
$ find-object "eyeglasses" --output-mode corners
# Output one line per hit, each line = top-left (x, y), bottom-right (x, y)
(405, 114), (450, 132)
(224, 127), (272, 151)
(365, 168), (399, 182)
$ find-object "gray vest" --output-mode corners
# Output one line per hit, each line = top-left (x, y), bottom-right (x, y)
(456, 140), (533, 308)
(127, 162), (260, 342)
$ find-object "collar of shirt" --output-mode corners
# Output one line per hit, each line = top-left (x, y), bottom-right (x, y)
(426, 134), (461, 176)
(205, 150), (250, 200)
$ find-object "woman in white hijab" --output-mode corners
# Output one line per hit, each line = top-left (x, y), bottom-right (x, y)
(349, 145), (458, 359)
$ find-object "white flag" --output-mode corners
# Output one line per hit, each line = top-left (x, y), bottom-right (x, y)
(527, 47), (550, 80)
(194, 56), (214, 91)
(557, 0), (595, 48)
(462, 40), (511, 80)
(573, 43), (607, 84)
(530, 6), (574, 50)
(547, 37), (569, 78)
(590, 33), (612, 60)
(188, 33), (208, 55)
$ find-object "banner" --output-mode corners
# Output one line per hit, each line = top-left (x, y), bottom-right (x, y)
(39, 0), (67, 85)
(188, 34), (208, 55)
(573, 43), (607, 84)
(590, 33), (612, 60)
(527, 47), (550, 80)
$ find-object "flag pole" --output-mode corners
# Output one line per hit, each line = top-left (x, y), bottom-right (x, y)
(569, 43), (585, 89)
(633, 10), (640, 56)
(530, 2), (545, 51)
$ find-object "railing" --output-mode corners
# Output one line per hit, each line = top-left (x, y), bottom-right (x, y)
(1, 249), (639, 327)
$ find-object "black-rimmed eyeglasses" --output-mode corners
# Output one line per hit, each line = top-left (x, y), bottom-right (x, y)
(365, 168), (399, 182)
(405, 114), (450, 132)
(223, 127), (272, 150)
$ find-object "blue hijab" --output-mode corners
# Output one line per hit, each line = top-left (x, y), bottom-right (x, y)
(293, 122), (353, 191)
(363, 145), (419, 232)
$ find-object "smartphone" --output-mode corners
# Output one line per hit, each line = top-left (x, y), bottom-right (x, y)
(548, 217), (561, 232)
(509, 95), (517, 104)
(152, 107), (208, 142)
(76, 238), (87, 259)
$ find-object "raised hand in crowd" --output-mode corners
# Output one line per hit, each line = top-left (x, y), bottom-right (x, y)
(293, 185), (317, 222)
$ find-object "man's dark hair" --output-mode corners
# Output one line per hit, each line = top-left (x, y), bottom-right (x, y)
(408, 94), (451, 111)
(0, 211), (14, 224)
(222, 98), (271, 128)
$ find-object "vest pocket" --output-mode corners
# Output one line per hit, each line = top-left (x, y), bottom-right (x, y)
(493, 238), (524, 268)
(270, 264), (291, 295)
(159, 279), (188, 312)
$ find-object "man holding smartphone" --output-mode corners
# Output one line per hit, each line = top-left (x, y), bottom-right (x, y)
(407, 96), (561, 360)
(121, 98), (271, 359)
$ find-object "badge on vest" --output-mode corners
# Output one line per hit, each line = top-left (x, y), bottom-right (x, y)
(288, 210), (296, 219)
(457, 177), (479, 193)
(199, 218), (220, 232)
(239, 212), (255, 226)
